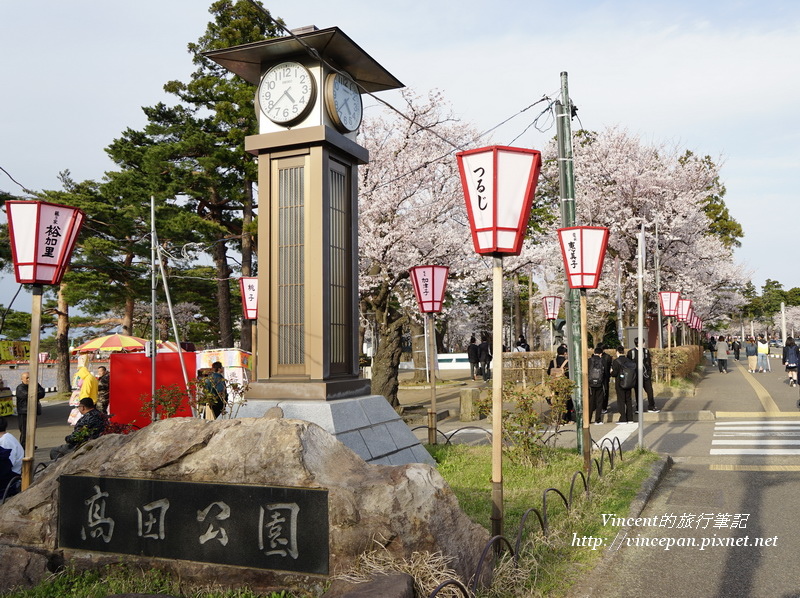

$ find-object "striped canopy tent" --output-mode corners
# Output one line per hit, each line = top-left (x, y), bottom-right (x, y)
(72, 333), (148, 354)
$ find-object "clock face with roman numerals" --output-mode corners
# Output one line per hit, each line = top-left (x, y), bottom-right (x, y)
(257, 61), (316, 125)
(325, 72), (363, 133)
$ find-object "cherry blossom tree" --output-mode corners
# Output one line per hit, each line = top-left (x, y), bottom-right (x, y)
(533, 127), (749, 341)
(358, 89), (483, 405)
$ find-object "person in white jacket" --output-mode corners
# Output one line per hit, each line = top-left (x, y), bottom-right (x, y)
(0, 417), (23, 497)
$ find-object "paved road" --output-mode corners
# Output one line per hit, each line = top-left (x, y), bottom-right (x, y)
(565, 356), (800, 598)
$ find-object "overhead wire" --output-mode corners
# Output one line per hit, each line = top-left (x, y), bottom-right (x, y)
(242, 0), (561, 155)
(0, 166), (36, 196)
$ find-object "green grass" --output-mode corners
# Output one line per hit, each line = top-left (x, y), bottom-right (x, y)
(430, 443), (661, 597)
(0, 564), (296, 598)
(4, 446), (658, 598)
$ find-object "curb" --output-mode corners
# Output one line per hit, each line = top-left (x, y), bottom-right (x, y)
(564, 454), (674, 598)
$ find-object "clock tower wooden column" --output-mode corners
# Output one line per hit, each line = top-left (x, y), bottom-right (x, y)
(204, 27), (403, 401)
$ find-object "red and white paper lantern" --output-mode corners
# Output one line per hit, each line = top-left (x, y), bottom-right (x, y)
(409, 265), (449, 313)
(6, 200), (86, 285)
(456, 146), (542, 256)
(556, 226), (610, 289)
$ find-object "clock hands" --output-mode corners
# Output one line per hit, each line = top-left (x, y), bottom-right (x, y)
(273, 88), (296, 108)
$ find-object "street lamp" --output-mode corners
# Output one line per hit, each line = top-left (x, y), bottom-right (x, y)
(457, 144), (542, 541)
(659, 291), (681, 385)
(409, 265), (449, 445)
(6, 200), (85, 489)
(542, 295), (562, 350)
(556, 225), (610, 471)
(239, 277), (258, 380)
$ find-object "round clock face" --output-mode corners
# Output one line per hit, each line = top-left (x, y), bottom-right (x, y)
(325, 72), (363, 132)
(257, 61), (316, 125)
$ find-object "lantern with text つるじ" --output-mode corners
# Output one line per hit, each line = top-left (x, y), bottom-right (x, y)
(456, 146), (542, 256)
(542, 296), (562, 321)
(659, 291), (681, 318)
(239, 277), (258, 320)
(556, 226), (610, 289)
(409, 266), (449, 313)
(6, 200), (86, 285)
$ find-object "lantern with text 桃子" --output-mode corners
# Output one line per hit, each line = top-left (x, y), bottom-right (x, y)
(239, 277), (258, 320)
(456, 146), (542, 256)
(542, 296), (562, 321)
(409, 265), (449, 313)
(677, 298), (693, 323)
(556, 226), (610, 289)
(6, 200), (86, 285)
(659, 291), (681, 317)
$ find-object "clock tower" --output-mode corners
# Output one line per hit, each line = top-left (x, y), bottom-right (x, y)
(205, 28), (433, 465)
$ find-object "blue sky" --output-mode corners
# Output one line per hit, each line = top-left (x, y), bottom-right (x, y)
(1, 1), (799, 314)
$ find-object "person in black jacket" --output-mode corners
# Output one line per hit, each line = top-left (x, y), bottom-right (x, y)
(50, 398), (107, 460)
(588, 345), (606, 424)
(14, 372), (44, 448)
(611, 347), (635, 423)
(547, 345), (573, 421)
(477, 336), (492, 382)
(783, 337), (800, 387)
(600, 343), (614, 413)
(467, 336), (480, 381)
(628, 338), (658, 412)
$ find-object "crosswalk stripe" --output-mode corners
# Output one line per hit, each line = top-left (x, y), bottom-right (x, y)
(712, 439), (800, 445)
(716, 421), (800, 426)
(710, 419), (800, 456)
(710, 449), (800, 455)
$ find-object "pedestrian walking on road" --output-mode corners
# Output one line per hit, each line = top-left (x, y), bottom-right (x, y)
(745, 337), (758, 372)
(467, 337), (480, 381)
(707, 336), (717, 366)
(783, 338), (799, 387)
(757, 336), (769, 372)
(731, 337), (741, 360)
(477, 336), (492, 382)
(716, 337), (730, 373)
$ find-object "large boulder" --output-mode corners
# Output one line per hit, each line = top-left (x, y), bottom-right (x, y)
(0, 416), (489, 593)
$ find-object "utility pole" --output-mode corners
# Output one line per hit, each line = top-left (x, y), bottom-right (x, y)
(654, 220), (663, 349)
(555, 71), (585, 454)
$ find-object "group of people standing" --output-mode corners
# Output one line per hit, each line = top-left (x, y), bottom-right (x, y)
(546, 338), (659, 425)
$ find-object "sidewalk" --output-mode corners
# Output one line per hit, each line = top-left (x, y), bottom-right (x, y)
(398, 354), (800, 447)
(9, 354), (800, 465)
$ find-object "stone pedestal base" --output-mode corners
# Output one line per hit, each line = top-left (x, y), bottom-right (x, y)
(236, 395), (435, 466)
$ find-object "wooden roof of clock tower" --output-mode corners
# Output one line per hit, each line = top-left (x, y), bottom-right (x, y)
(202, 26), (403, 93)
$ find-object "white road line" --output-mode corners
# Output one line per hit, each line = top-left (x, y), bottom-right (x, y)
(711, 419), (800, 456)
(712, 439), (800, 445)
(596, 422), (637, 447)
(710, 449), (800, 455)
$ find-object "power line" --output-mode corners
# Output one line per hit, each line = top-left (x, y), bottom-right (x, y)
(0, 166), (36, 196)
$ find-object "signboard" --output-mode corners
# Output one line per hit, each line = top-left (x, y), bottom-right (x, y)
(0, 341), (31, 362)
(59, 475), (329, 575)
